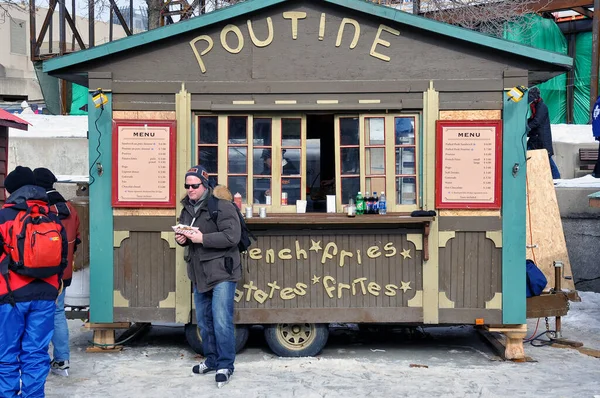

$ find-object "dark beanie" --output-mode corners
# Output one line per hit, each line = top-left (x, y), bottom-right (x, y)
(4, 166), (36, 194)
(33, 167), (57, 191)
(185, 165), (212, 188)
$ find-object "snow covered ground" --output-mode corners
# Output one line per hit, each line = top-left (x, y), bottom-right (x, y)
(44, 292), (600, 398)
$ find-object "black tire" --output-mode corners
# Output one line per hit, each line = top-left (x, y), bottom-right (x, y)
(184, 323), (249, 355)
(264, 323), (329, 357)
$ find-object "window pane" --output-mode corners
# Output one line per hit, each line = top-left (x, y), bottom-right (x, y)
(282, 177), (301, 206)
(282, 149), (301, 175)
(341, 177), (360, 205)
(228, 147), (247, 174)
(228, 116), (247, 144)
(396, 147), (415, 175)
(253, 177), (271, 205)
(199, 117), (218, 144)
(254, 148), (271, 176)
(228, 176), (247, 203)
(366, 177), (385, 196)
(395, 117), (415, 145)
(365, 118), (385, 145)
(253, 118), (272, 146)
(397, 177), (417, 205)
(340, 118), (359, 145)
(366, 148), (385, 175)
(282, 119), (301, 146)
(198, 147), (218, 173)
(341, 147), (359, 175)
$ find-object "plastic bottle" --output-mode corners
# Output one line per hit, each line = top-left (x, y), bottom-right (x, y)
(379, 191), (387, 215)
(366, 193), (374, 214)
(373, 192), (379, 214)
(356, 192), (364, 215)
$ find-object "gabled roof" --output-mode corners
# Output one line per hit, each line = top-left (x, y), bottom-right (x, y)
(0, 109), (31, 131)
(43, 0), (572, 74)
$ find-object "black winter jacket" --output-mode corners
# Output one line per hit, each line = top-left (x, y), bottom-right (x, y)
(527, 97), (554, 156)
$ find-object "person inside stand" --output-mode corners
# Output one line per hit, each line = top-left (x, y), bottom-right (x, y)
(591, 96), (600, 178)
(0, 166), (68, 397)
(34, 167), (81, 377)
(527, 86), (561, 179)
(175, 165), (241, 388)
(256, 149), (300, 204)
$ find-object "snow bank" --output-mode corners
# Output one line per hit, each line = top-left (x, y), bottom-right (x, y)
(7, 114), (88, 138)
(551, 124), (596, 144)
(553, 174), (600, 188)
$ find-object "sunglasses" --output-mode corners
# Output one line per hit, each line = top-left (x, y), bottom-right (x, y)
(184, 183), (202, 190)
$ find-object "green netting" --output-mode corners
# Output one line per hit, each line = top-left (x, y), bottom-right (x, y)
(70, 83), (89, 115)
(503, 14), (567, 123)
(33, 61), (61, 115)
(573, 32), (592, 124)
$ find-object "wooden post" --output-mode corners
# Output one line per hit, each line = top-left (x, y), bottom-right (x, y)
(591, 0), (600, 119)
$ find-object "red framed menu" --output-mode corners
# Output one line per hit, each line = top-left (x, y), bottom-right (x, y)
(435, 120), (502, 209)
(112, 120), (177, 208)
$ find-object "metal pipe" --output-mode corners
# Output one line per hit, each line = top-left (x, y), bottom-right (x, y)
(88, 0), (94, 48)
(30, 0), (37, 60)
(554, 261), (564, 339)
(130, 0), (133, 33)
(72, 0), (75, 51)
(58, 0), (66, 55)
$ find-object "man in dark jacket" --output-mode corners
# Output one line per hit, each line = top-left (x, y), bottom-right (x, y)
(175, 165), (241, 388)
(0, 166), (68, 397)
(527, 87), (561, 179)
(34, 167), (81, 377)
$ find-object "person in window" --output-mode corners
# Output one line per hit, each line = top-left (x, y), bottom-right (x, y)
(260, 149), (299, 175)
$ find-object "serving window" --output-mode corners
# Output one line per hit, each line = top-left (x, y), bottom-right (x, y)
(196, 112), (419, 213)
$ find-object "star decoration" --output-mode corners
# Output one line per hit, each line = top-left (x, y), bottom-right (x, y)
(311, 275), (321, 285)
(400, 249), (411, 259)
(310, 240), (322, 253)
(399, 281), (412, 293)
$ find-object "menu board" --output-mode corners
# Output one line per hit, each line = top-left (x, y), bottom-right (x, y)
(435, 120), (502, 209)
(112, 120), (176, 207)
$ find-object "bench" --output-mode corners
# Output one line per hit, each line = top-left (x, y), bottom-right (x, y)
(579, 148), (598, 170)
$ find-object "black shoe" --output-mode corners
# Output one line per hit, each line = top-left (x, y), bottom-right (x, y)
(192, 361), (215, 375)
(215, 369), (232, 388)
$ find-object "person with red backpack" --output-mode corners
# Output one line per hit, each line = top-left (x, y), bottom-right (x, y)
(34, 167), (81, 377)
(0, 166), (68, 397)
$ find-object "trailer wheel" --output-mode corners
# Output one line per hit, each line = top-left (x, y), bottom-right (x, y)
(264, 323), (329, 357)
(184, 323), (249, 355)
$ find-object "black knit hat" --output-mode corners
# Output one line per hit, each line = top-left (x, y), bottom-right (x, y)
(185, 165), (212, 188)
(33, 167), (57, 191)
(4, 166), (36, 194)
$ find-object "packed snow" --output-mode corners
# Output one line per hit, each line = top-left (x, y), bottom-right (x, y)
(43, 292), (600, 398)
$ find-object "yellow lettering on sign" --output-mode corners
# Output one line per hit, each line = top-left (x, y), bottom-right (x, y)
(189, 35), (214, 74)
(368, 282), (381, 296)
(369, 24), (400, 62)
(384, 242), (396, 258)
(323, 276), (336, 298)
(280, 287), (296, 300)
(283, 11), (307, 40)
(357, 249), (362, 265)
(220, 24), (244, 54)
(336, 18), (360, 49)
(278, 248), (292, 260)
(254, 289), (269, 304)
(321, 242), (338, 264)
(266, 249), (275, 264)
(319, 13), (326, 41)
(294, 282), (308, 296)
(339, 250), (353, 267)
(385, 284), (398, 297)
(234, 289), (243, 303)
(352, 277), (367, 295)
(295, 241), (307, 260)
(243, 280), (257, 302)
(249, 248), (262, 260)
(367, 246), (381, 259)
(267, 281), (281, 299)
(338, 282), (351, 299)
(247, 17), (274, 47)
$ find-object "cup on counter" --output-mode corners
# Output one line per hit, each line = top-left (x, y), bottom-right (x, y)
(296, 200), (307, 214)
(259, 207), (267, 218)
(245, 206), (253, 218)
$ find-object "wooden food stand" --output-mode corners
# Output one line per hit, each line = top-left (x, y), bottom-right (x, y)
(43, 0), (572, 359)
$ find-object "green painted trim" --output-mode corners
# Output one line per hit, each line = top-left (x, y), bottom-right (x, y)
(88, 95), (114, 323)
(44, 0), (571, 74)
(501, 94), (527, 324)
(44, 0), (287, 73)
(325, 0), (572, 68)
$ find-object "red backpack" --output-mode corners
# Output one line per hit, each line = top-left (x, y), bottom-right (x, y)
(7, 203), (64, 279)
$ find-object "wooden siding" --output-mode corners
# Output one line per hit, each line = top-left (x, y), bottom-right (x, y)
(438, 232), (501, 309)
(113, 232), (176, 310)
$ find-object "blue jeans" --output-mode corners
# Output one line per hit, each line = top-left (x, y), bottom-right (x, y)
(549, 156), (561, 179)
(193, 282), (236, 372)
(52, 289), (70, 362)
(0, 300), (55, 398)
